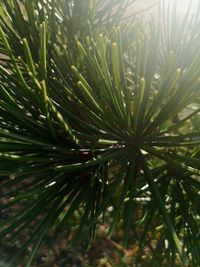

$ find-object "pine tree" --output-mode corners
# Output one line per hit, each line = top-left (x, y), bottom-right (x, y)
(0, 1), (200, 266)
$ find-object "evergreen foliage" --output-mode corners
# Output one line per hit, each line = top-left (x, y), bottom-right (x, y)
(0, 0), (200, 266)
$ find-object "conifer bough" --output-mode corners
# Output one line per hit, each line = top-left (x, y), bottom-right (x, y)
(0, 0), (200, 266)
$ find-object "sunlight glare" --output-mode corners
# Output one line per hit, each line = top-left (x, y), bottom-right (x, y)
(168, 0), (199, 14)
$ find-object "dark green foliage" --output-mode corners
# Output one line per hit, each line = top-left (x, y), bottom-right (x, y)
(0, 0), (200, 266)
